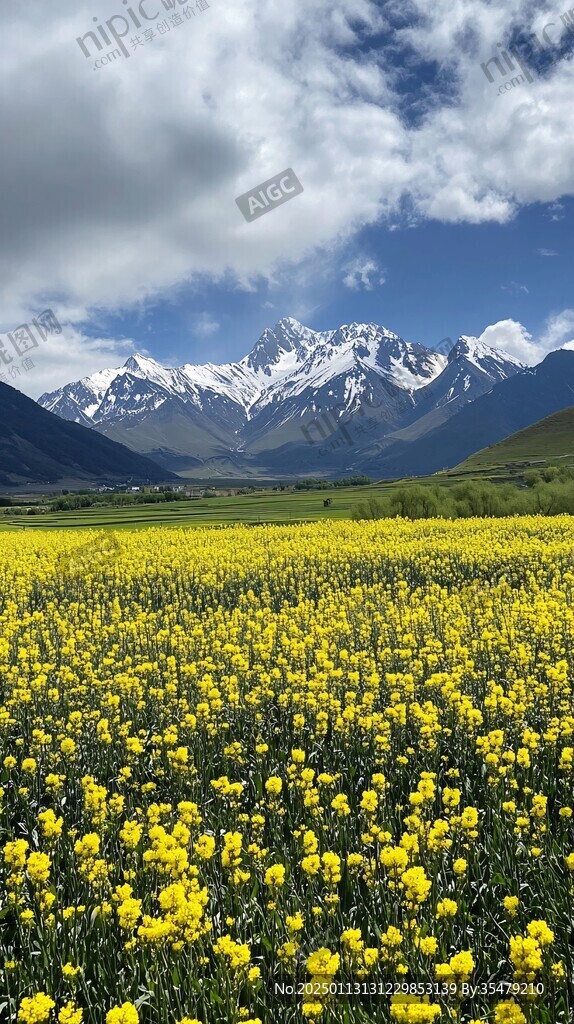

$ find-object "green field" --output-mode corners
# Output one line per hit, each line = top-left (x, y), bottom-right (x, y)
(0, 475), (495, 532)
(0, 468), (555, 531)
(0, 484), (394, 531)
(456, 406), (574, 473)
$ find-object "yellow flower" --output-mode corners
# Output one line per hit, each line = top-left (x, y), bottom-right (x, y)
(436, 898), (457, 918)
(321, 852), (341, 886)
(265, 776), (283, 796)
(38, 810), (64, 841)
(400, 866), (431, 907)
(381, 926), (403, 949)
(59, 1002), (83, 1024)
(264, 864), (286, 888)
(493, 1000), (527, 1024)
(526, 920), (554, 947)
(286, 912), (304, 933)
(380, 845), (409, 876)
(4, 839), (29, 870)
(301, 854), (321, 876)
(194, 835), (216, 860)
(509, 936), (543, 980)
(306, 947), (339, 977)
(62, 963), (82, 978)
(213, 935), (251, 970)
(117, 898), (142, 932)
(442, 787), (461, 809)
(503, 896), (519, 917)
(18, 994), (56, 1024)
(27, 852), (51, 886)
(106, 1003), (139, 1024)
(302, 1003), (323, 1019)
(74, 834), (100, 859)
(302, 830), (318, 854)
(278, 940), (299, 960)
(415, 936), (438, 956)
(389, 995), (441, 1022)
(331, 794), (351, 817)
(435, 950), (474, 982)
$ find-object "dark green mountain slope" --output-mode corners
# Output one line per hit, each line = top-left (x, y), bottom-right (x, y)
(0, 382), (174, 485)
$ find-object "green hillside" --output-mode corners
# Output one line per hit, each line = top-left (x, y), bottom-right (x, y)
(456, 406), (574, 472)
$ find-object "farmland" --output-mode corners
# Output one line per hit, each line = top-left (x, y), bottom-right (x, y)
(0, 485), (395, 532)
(0, 471), (552, 533)
(1, 517), (573, 1023)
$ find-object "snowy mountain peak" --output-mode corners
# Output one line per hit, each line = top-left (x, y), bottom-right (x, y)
(243, 319), (316, 377)
(38, 318), (526, 444)
(339, 321), (399, 340)
(123, 352), (161, 371)
(276, 316), (309, 332)
(450, 335), (523, 369)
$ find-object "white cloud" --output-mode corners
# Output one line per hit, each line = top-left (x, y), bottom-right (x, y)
(478, 319), (537, 363)
(547, 201), (565, 221)
(539, 309), (574, 351)
(342, 256), (386, 290)
(1, 0), (574, 380)
(6, 327), (136, 400)
(501, 281), (529, 294)
(191, 312), (220, 338)
(478, 308), (574, 365)
(538, 248), (558, 256)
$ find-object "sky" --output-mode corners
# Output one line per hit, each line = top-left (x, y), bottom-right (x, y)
(1, 0), (574, 398)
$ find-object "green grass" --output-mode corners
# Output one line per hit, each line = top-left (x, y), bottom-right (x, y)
(1, 485), (397, 531)
(0, 470), (522, 532)
(456, 406), (574, 473)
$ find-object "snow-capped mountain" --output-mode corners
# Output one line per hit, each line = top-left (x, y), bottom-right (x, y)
(38, 318), (525, 477)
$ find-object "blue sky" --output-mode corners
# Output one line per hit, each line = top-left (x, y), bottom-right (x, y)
(90, 195), (573, 368)
(1, 0), (574, 395)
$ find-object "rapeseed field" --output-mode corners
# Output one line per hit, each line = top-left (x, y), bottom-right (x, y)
(1, 518), (573, 1023)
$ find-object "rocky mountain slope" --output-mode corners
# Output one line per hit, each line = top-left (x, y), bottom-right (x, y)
(39, 318), (525, 478)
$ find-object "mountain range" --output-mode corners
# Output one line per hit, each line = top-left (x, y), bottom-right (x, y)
(40, 317), (538, 479)
(368, 349), (574, 477)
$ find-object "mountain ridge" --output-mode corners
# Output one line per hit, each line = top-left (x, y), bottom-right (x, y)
(38, 317), (525, 478)
(362, 350), (574, 479)
(0, 381), (174, 486)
